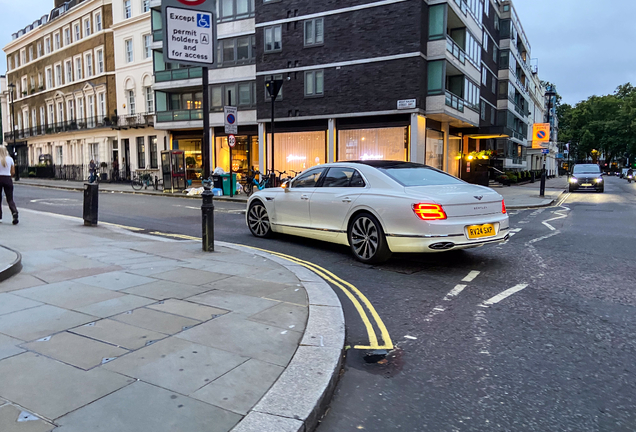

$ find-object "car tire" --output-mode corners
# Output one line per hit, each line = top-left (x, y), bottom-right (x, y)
(568, 186), (575, 193)
(247, 201), (274, 238)
(347, 213), (392, 264)
(598, 188), (604, 193)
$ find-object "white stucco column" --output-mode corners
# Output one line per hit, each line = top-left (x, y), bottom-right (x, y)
(328, 118), (336, 163)
(258, 122), (266, 174)
(410, 113), (426, 164)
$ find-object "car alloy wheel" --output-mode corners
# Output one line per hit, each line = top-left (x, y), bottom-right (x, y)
(248, 202), (273, 238)
(348, 213), (392, 264)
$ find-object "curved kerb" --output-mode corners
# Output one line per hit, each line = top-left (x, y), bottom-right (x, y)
(0, 245), (22, 283)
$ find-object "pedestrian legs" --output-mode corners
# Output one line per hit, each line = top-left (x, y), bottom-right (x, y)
(0, 176), (18, 224)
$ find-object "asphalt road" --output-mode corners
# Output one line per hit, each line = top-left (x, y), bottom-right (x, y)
(8, 175), (636, 431)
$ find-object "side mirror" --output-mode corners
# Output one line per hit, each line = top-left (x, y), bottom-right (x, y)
(282, 180), (291, 192)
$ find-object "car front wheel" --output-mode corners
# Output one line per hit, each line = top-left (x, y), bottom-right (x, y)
(348, 213), (392, 264)
(247, 201), (273, 238)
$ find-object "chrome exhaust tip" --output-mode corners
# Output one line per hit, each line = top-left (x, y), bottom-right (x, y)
(429, 242), (455, 250)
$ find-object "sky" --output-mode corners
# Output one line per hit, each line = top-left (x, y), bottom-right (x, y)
(0, 0), (634, 106)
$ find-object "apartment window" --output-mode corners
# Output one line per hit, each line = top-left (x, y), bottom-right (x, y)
(491, 106), (496, 125)
(48, 104), (55, 125)
(45, 37), (51, 54)
(68, 100), (75, 121)
(143, 35), (151, 58)
(149, 136), (158, 169)
(74, 24), (81, 41)
(304, 18), (324, 46)
(96, 49), (104, 74)
(87, 95), (95, 125)
(21, 49), (26, 66)
(30, 77), (35, 91)
(84, 18), (91, 37)
(264, 25), (282, 52)
(54, 33), (60, 50)
(124, 0), (132, 19)
(31, 109), (36, 130)
(427, 61), (444, 94)
(77, 98), (84, 120)
(304, 70), (324, 96)
(465, 31), (481, 67)
(55, 64), (62, 86)
(428, 4), (445, 40)
(143, 0), (150, 12)
(97, 93), (105, 119)
(125, 39), (133, 63)
(485, 0), (490, 16)
(491, 74), (496, 94)
(137, 137), (146, 169)
(46, 68), (53, 89)
(64, 28), (70, 46)
(128, 90), (136, 114)
(37, 42), (42, 57)
(58, 102), (64, 124)
(464, 78), (480, 111)
(38, 73), (43, 89)
(15, 54), (19, 68)
(75, 57), (83, 80)
(483, 32), (489, 53)
(21, 77), (27, 95)
(95, 12), (102, 31)
(217, 35), (255, 66)
(492, 45), (498, 64)
(219, 0), (255, 21)
(480, 101), (486, 120)
(482, 67), (487, 85)
(86, 53), (93, 77)
(145, 86), (154, 113)
(212, 83), (251, 109)
(29, 46), (33, 62)
(65, 60), (73, 83)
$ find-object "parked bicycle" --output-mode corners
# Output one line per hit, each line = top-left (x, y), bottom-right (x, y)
(243, 170), (272, 197)
(131, 172), (163, 191)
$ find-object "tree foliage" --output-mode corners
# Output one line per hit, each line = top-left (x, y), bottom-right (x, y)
(558, 83), (636, 163)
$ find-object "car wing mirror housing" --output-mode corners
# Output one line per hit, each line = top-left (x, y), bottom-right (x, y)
(282, 181), (291, 192)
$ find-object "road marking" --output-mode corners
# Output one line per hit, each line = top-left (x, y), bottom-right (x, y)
(444, 284), (467, 300)
(526, 231), (560, 245)
(149, 231), (201, 240)
(101, 222), (145, 232)
(480, 284), (529, 307)
(542, 206), (570, 231)
(555, 192), (571, 207)
(462, 271), (480, 282)
(404, 335), (417, 340)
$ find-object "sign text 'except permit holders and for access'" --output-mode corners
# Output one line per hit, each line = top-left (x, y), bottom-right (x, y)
(165, 6), (215, 66)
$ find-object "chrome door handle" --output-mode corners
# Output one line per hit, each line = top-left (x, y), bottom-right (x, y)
(342, 198), (352, 203)
(301, 194), (310, 200)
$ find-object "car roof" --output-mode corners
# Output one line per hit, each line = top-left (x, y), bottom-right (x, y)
(344, 160), (430, 169)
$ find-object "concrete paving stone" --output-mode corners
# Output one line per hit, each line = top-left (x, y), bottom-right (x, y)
(74, 271), (155, 291)
(0, 305), (96, 341)
(249, 303), (308, 331)
(253, 346), (341, 426)
(21, 331), (129, 370)
(146, 299), (228, 321)
(31, 265), (124, 284)
(0, 334), (25, 361)
(205, 276), (295, 298)
(187, 290), (279, 316)
(300, 305), (345, 349)
(103, 337), (247, 395)
(122, 279), (214, 300)
(243, 268), (301, 285)
(124, 260), (185, 271)
(12, 281), (123, 310)
(111, 307), (200, 335)
(0, 293), (42, 316)
(177, 313), (301, 367)
(56, 256), (113, 271)
(0, 274), (46, 293)
(55, 381), (241, 432)
(107, 256), (160, 267)
(73, 294), (156, 318)
(0, 404), (55, 432)
(264, 286), (308, 306)
(231, 411), (303, 432)
(69, 319), (168, 350)
(124, 265), (182, 277)
(0, 352), (132, 420)
(302, 281), (341, 308)
(180, 260), (273, 278)
(190, 358), (284, 415)
(280, 265), (324, 283)
(153, 268), (231, 286)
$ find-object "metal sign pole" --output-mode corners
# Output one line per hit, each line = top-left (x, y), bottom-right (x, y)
(203, 67), (210, 180)
(228, 91), (233, 197)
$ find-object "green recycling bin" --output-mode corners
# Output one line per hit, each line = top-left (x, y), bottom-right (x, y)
(221, 173), (237, 195)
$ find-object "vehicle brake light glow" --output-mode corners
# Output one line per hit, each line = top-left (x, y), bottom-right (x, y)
(502, 200), (507, 214)
(412, 203), (447, 220)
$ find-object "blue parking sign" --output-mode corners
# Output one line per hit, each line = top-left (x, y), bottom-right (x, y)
(197, 13), (210, 28)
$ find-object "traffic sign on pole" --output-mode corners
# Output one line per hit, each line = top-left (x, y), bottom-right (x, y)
(162, 0), (217, 68)
(228, 134), (236, 148)
(224, 106), (238, 134)
(542, 148), (549, 155)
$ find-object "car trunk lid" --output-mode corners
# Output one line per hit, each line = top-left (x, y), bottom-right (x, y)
(403, 184), (503, 217)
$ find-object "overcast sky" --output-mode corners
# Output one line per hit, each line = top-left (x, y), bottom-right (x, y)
(1, 0), (634, 106)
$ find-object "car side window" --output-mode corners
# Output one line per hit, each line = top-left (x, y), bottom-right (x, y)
(350, 170), (366, 187)
(321, 168), (366, 188)
(292, 169), (325, 188)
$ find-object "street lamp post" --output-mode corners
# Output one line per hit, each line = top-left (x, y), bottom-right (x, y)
(265, 77), (283, 187)
(540, 89), (557, 197)
(7, 82), (19, 181)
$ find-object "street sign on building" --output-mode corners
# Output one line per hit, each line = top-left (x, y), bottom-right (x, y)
(162, 0), (217, 68)
(532, 123), (550, 148)
(224, 106), (238, 135)
(397, 99), (417, 109)
(541, 148), (549, 155)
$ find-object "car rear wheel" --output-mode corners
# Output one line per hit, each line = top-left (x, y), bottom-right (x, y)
(348, 213), (392, 264)
(247, 201), (273, 238)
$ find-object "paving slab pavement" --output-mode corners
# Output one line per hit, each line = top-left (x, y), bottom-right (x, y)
(0, 208), (344, 432)
(497, 176), (568, 209)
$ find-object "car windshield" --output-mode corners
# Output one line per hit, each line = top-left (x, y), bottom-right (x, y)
(380, 167), (464, 186)
(573, 165), (601, 174)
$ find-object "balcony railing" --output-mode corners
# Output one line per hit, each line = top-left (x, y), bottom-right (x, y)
(445, 91), (465, 113)
(155, 67), (203, 83)
(156, 109), (203, 123)
(112, 113), (155, 129)
(446, 36), (466, 64)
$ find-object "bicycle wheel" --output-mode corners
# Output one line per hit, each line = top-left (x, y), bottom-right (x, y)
(244, 182), (254, 197)
(131, 179), (143, 191)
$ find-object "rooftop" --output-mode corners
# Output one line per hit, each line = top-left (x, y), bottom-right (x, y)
(11, 0), (89, 42)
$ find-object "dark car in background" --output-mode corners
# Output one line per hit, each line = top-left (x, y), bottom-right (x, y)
(569, 164), (604, 193)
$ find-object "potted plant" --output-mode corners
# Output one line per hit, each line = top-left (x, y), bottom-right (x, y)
(22, 91), (27, 96)
(100, 162), (108, 181)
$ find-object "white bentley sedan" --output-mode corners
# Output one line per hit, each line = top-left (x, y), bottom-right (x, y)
(246, 161), (510, 263)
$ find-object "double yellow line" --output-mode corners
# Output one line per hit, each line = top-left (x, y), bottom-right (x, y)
(244, 246), (393, 350)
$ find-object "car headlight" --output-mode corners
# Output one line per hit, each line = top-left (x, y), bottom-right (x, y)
(596, 177), (603, 183)
(569, 177), (578, 183)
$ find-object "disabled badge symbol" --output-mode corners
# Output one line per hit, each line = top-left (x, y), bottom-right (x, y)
(197, 13), (211, 28)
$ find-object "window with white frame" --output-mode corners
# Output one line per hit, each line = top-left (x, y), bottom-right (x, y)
(38, 73), (43, 88)
(143, 0), (150, 12)
(87, 95), (95, 126)
(304, 18), (324, 46)
(31, 109), (36, 130)
(64, 27), (71, 45)
(29, 46), (33, 61)
(124, 0), (132, 19)
(482, 67), (487, 85)
(30, 76), (35, 91)
(37, 42), (42, 57)
(54, 33), (60, 50)
(77, 98), (84, 120)
(45, 67), (53, 88)
(55, 64), (62, 86)
(128, 90), (136, 114)
(95, 12), (102, 31)
(145, 86), (154, 113)
(65, 60), (73, 83)
(98, 93), (105, 118)
(67, 99), (75, 121)
(143, 34), (151, 58)
(45, 37), (51, 54)
(219, 0), (254, 21)
(264, 25), (281, 52)
(56, 146), (63, 165)
(96, 49), (104, 74)
(21, 49), (26, 65)
(125, 39), (133, 63)
(85, 53), (93, 77)
(74, 23), (81, 41)
(304, 70), (324, 96)
(75, 57), (83, 80)
(57, 102), (64, 123)
(48, 104), (55, 125)
(84, 18), (91, 37)
(15, 54), (19, 68)
(21, 77), (27, 95)
(40, 106), (45, 126)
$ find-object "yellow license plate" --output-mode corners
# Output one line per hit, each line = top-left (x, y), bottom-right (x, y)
(581, 183), (593, 186)
(466, 224), (496, 239)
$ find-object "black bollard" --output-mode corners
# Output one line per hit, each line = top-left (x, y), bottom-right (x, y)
(83, 183), (99, 226)
(201, 180), (215, 252)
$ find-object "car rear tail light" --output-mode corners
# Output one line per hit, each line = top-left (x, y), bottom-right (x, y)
(502, 200), (507, 214)
(412, 203), (447, 220)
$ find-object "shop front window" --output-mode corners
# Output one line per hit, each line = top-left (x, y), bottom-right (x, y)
(426, 129), (444, 171)
(266, 131), (326, 174)
(338, 127), (407, 162)
(215, 135), (258, 180)
(448, 135), (462, 177)
(175, 139), (202, 182)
